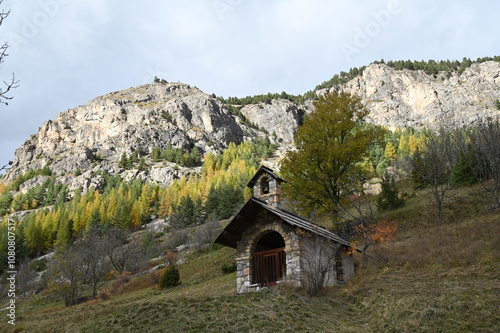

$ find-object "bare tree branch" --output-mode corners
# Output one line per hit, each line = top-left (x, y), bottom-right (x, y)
(0, 2), (19, 105)
(472, 118), (500, 209)
(1, 160), (13, 171)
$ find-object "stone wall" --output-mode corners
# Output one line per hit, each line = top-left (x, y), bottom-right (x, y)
(297, 233), (341, 289)
(234, 209), (355, 293)
(235, 211), (301, 293)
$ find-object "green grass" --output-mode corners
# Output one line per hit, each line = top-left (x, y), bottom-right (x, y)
(2, 184), (499, 332)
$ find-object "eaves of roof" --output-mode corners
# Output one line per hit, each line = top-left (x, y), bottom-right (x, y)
(214, 197), (352, 249)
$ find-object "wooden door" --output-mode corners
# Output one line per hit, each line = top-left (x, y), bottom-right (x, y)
(251, 247), (286, 286)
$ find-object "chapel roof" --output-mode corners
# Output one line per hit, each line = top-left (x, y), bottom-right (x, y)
(214, 197), (351, 249)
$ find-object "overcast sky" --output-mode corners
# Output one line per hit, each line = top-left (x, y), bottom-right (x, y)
(0, 0), (499, 170)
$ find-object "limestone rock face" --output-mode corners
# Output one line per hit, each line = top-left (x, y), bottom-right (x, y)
(328, 61), (500, 130)
(240, 99), (307, 143)
(3, 82), (257, 189)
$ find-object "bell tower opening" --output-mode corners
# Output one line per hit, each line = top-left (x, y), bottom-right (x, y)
(260, 176), (270, 195)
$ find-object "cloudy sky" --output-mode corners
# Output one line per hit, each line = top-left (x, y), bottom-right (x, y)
(0, 0), (499, 170)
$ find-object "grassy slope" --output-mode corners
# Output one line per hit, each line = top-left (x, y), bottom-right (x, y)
(2, 184), (499, 333)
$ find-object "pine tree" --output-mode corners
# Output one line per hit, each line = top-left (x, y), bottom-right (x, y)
(169, 195), (203, 229)
(119, 152), (131, 169)
(398, 135), (410, 156)
(87, 209), (102, 232)
(159, 265), (181, 288)
(410, 149), (427, 189)
(137, 158), (147, 171)
(376, 174), (405, 211)
(24, 214), (47, 256)
(408, 135), (418, 155)
(130, 200), (144, 229)
(152, 146), (162, 161)
(204, 185), (219, 217)
(130, 151), (139, 165)
(384, 142), (397, 161)
(450, 148), (477, 187)
(55, 219), (74, 247)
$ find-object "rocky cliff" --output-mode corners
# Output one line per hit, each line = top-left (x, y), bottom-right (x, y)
(4, 60), (500, 191)
(240, 99), (309, 144)
(2, 82), (265, 189)
(332, 61), (500, 129)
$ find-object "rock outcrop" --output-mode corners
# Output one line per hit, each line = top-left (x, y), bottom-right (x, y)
(240, 99), (307, 144)
(3, 82), (260, 189)
(331, 61), (500, 129)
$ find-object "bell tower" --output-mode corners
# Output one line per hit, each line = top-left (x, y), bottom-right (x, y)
(247, 165), (285, 209)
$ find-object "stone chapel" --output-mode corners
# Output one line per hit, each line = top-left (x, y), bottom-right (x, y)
(214, 165), (355, 293)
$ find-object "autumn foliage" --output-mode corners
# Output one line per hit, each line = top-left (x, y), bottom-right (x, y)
(350, 219), (398, 257)
(281, 91), (384, 218)
(0, 139), (275, 271)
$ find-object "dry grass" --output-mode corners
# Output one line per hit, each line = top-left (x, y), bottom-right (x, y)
(343, 184), (500, 332)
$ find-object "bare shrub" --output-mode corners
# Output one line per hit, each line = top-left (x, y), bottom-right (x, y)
(192, 220), (222, 249)
(102, 227), (143, 274)
(165, 229), (188, 251)
(17, 259), (39, 296)
(117, 272), (132, 283)
(148, 270), (162, 285)
(46, 249), (82, 306)
(110, 280), (125, 295)
(296, 230), (341, 296)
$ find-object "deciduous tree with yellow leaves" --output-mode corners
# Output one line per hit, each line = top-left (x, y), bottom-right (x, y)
(281, 91), (383, 219)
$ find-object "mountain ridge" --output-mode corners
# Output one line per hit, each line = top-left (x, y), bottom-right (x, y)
(3, 59), (500, 191)
(2, 82), (265, 187)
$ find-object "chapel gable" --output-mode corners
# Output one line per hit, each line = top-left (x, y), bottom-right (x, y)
(246, 165), (285, 208)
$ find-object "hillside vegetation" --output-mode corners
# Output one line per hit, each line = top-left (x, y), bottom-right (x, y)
(1, 119), (499, 333)
(0, 182), (498, 332)
(0, 125), (430, 266)
(0, 139), (278, 264)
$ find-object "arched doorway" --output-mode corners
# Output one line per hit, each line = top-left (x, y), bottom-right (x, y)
(251, 231), (286, 286)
